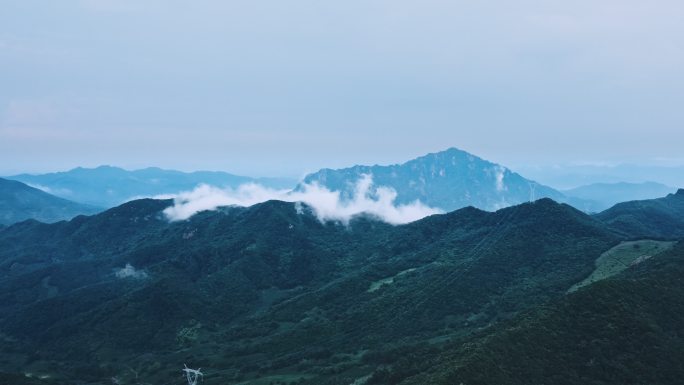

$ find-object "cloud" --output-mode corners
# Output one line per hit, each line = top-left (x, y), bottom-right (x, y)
(494, 166), (507, 192)
(25, 183), (54, 194)
(25, 183), (73, 197)
(115, 263), (148, 279)
(162, 175), (441, 225)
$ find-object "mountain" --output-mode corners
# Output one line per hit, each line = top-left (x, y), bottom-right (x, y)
(564, 181), (676, 212)
(6, 166), (297, 208)
(595, 189), (684, 239)
(0, 178), (101, 225)
(0, 197), (618, 384)
(301, 147), (584, 212)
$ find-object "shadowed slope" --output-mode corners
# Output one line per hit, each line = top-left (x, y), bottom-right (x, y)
(0, 178), (101, 225)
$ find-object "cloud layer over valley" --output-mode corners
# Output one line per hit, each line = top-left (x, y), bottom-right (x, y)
(162, 175), (441, 225)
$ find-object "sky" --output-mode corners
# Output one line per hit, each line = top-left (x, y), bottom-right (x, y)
(1, 0), (683, 178)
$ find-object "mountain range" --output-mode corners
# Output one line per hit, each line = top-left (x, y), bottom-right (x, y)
(517, 163), (684, 190)
(5, 149), (681, 226)
(7, 149), (566, 214)
(2, 149), (684, 384)
(0, 187), (683, 384)
(563, 181), (676, 212)
(6, 166), (296, 208)
(302, 148), (679, 213)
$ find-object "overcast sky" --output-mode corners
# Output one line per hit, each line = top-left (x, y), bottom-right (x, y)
(1, 0), (683, 177)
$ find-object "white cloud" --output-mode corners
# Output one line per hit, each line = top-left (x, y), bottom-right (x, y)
(25, 183), (53, 194)
(494, 166), (506, 192)
(162, 175), (441, 225)
(25, 183), (73, 197)
(115, 263), (148, 279)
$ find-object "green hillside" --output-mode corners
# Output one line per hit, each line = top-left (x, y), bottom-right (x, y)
(394, 241), (684, 385)
(0, 198), (617, 384)
(595, 189), (684, 239)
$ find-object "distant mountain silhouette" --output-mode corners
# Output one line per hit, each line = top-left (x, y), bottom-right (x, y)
(7, 166), (297, 208)
(564, 181), (676, 211)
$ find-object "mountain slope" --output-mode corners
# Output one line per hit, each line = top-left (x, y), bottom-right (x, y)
(0, 197), (617, 384)
(564, 181), (676, 212)
(595, 189), (684, 239)
(7, 166), (296, 208)
(301, 147), (580, 212)
(0, 178), (101, 225)
(394, 241), (684, 385)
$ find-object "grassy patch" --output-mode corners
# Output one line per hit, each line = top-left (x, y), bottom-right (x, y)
(569, 240), (676, 292)
(367, 268), (417, 293)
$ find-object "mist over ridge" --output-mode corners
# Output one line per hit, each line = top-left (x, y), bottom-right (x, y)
(161, 174), (442, 225)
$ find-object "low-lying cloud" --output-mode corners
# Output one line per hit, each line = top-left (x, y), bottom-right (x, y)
(115, 263), (148, 279)
(162, 175), (441, 225)
(494, 166), (507, 192)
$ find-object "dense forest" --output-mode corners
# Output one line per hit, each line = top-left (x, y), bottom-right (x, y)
(0, 191), (682, 384)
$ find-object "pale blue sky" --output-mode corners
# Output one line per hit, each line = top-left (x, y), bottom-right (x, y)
(1, 0), (683, 177)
